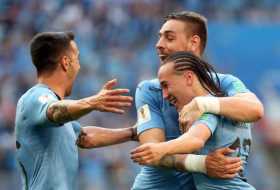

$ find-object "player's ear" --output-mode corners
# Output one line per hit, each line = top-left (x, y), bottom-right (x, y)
(183, 71), (193, 86)
(188, 35), (201, 54)
(60, 55), (70, 72)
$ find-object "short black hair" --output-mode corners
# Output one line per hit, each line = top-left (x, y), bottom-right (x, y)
(164, 11), (207, 53)
(30, 31), (75, 75)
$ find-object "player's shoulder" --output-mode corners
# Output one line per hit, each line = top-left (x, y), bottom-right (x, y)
(217, 73), (241, 82)
(137, 78), (161, 91)
(18, 84), (57, 107)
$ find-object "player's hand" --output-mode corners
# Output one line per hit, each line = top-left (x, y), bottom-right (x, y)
(90, 79), (133, 114)
(76, 128), (92, 149)
(179, 98), (204, 133)
(130, 143), (166, 166)
(206, 147), (242, 179)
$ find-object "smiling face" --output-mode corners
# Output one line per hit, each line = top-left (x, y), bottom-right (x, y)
(156, 19), (202, 62)
(158, 61), (194, 111)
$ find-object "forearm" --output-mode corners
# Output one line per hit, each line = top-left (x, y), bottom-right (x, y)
(47, 98), (93, 123)
(163, 134), (204, 155)
(157, 154), (207, 174)
(76, 126), (136, 148)
(219, 93), (264, 122)
(157, 154), (187, 171)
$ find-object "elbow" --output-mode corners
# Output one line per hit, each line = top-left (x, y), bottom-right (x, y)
(253, 102), (264, 121)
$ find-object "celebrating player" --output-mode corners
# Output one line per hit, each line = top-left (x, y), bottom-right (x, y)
(15, 32), (135, 190)
(131, 11), (263, 190)
(131, 51), (255, 190)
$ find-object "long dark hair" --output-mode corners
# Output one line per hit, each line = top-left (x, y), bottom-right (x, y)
(162, 51), (225, 97)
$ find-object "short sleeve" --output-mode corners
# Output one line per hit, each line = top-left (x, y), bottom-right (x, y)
(192, 113), (219, 135)
(27, 88), (60, 127)
(71, 121), (82, 137)
(218, 74), (250, 96)
(135, 80), (165, 135)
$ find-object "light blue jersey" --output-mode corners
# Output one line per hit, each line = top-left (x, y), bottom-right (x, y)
(192, 112), (255, 190)
(132, 73), (250, 190)
(15, 84), (81, 190)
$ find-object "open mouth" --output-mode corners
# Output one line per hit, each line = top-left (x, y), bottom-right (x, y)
(159, 55), (168, 61)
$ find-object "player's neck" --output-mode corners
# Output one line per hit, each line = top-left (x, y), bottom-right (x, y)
(37, 72), (67, 99)
(192, 81), (208, 97)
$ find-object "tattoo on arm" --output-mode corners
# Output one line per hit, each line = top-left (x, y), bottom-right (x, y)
(158, 155), (186, 171)
(47, 102), (73, 123)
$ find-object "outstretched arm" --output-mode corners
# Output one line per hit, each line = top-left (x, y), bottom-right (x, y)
(76, 125), (137, 149)
(47, 79), (133, 124)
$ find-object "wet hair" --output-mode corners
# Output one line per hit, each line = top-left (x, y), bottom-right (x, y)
(162, 51), (225, 97)
(164, 11), (207, 53)
(30, 31), (75, 75)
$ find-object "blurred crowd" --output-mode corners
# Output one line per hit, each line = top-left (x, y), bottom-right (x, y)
(0, 0), (280, 189)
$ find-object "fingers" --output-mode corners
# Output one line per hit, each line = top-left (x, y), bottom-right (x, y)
(220, 173), (238, 179)
(105, 95), (133, 102)
(130, 149), (151, 160)
(103, 79), (118, 90)
(224, 156), (241, 164)
(225, 164), (243, 174)
(107, 89), (130, 95)
(131, 145), (149, 154)
(104, 102), (132, 108)
(217, 147), (235, 155)
(100, 107), (125, 114)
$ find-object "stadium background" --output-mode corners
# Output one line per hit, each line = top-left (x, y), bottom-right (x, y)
(0, 0), (280, 189)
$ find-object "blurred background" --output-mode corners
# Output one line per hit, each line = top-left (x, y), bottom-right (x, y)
(0, 0), (280, 189)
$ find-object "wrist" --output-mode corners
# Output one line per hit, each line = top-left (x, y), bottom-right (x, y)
(195, 96), (220, 114)
(183, 154), (207, 174)
(162, 141), (175, 156)
(130, 125), (138, 141)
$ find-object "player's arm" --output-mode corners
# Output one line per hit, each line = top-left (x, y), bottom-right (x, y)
(47, 79), (132, 124)
(131, 114), (242, 179)
(134, 81), (167, 145)
(76, 125), (137, 149)
(131, 123), (211, 164)
(219, 92), (263, 122)
(152, 148), (241, 179)
(179, 75), (264, 130)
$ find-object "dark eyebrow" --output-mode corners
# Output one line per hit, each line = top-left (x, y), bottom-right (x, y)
(158, 30), (176, 37)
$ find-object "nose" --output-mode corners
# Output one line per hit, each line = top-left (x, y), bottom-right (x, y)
(156, 37), (164, 51)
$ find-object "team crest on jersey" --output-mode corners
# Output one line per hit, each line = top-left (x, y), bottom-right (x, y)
(137, 104), (151, 125)
(38, 94), (54, 104)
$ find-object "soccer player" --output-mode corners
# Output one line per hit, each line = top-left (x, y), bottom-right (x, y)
(15, 32), (136, 190)
(131, 11), (263, 190)
(131, 51), (255, 190)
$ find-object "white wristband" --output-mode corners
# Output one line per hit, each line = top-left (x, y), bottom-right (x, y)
(184, 154), (207, 174)
(195, 96), (220, 114)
